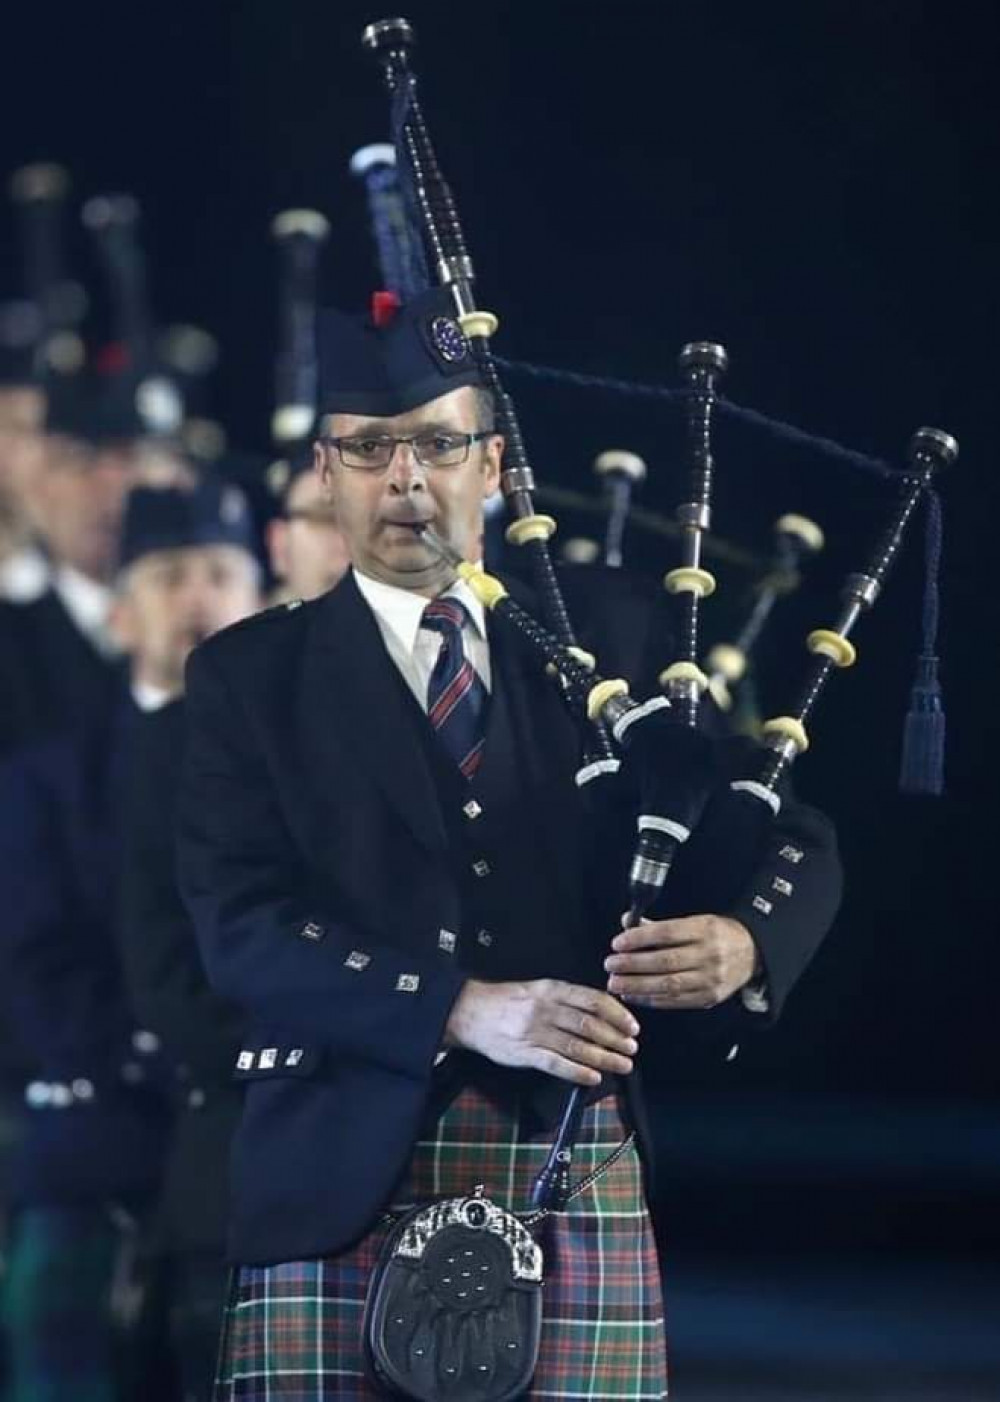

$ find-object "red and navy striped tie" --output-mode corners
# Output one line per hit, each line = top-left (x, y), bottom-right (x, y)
(422, 598), (487, 780)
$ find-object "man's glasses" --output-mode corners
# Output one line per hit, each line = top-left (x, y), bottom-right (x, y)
(323, 430), (492, 473)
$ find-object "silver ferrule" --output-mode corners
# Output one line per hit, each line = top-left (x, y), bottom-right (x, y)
(630, 855), (671, 890)
(438, 259), (476, 299)
(764, 734), (800, 765)
(676, 501), (711, 532)
(843, 572), (880, 610)
(501, 466), (537, 497)
(665, 679), (702, 709)
(599, 693), (638, 730)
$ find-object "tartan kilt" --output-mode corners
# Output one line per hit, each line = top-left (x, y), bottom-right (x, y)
(216, 1086), (668, 1400)
(1, 1205), (126, 1402)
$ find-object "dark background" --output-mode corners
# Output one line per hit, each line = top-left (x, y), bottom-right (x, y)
(3, 1), (998, 1391)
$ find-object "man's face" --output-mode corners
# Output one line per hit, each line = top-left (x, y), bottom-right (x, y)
(35, 437), (138, 582)
(316, 386), (502, 595)
(268, 468), (351, 601)
(0, 387), (46, 540)
(111, 544), (260, 694)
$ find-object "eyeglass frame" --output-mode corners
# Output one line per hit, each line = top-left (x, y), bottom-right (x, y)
(320, 429), (494, 473)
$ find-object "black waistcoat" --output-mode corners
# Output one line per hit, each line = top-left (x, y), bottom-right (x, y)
(394, 617), (621, 1130)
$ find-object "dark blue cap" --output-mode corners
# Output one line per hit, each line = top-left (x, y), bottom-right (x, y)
(316, 285), (483, 418)
(119, 476), (255, 570)
(44, 363), (182, 445)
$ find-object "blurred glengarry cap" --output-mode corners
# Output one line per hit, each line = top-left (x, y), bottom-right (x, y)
(119, 476), (255, 570)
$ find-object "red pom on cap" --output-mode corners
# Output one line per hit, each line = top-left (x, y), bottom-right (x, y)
(371, 290), (401, 329)
(95, 341), (130, 375)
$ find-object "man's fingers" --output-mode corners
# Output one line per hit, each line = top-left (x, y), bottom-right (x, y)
(550, 981), (640, 1038)
(624, 990), (717, 1011)
(611, 920), (702, 953)
(606, 970), (707, 1002)
(533, 1048), (604, 1087)
(604, 946), (701, 976)
(549, 1005), (639, 1059)
(540, 1028), (634, 1077)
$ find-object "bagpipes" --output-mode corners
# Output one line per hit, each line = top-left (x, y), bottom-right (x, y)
(353, 16), (959, 1396)
(81, 191), (184, 437)
(348, 103), (823, 741)
(359, 16), (957, 1218)
(705, 512), (825, 716)
(9, 162), (87, 378)
(270, 208), (330, 448)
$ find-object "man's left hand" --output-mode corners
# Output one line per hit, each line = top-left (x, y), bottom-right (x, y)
(604, 915), (759, 1010)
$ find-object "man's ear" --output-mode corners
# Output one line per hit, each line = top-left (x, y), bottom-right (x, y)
(267, 518), (290, 583)
(314, 440), (331, 488)
(482, 435), (503, 497)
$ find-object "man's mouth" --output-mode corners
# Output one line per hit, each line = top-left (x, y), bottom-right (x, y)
(380, 515), (434, 533)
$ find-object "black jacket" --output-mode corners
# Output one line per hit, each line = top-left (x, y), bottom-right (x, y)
(0, 701), (168, 1208)
(177, 571), (842, 1264)
(0, 590), (122, 758)
(119, 699), (244, 1254)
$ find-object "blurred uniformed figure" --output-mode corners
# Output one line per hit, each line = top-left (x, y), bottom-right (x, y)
(0, 304), (49, 605)
(115, 480), (261, 1401)
(265, 441), (350, 604)
(117, 443), (350, 1399)
(0, 305), (48, 1239)
(0, 374), (193, 759)
(0, 476), (260, 1402)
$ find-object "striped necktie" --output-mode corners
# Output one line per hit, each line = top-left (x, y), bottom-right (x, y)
(421, 597), (488, 780)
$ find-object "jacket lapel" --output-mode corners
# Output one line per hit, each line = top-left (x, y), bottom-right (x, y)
(474, 585), (581, 804)
(305, 574), (448, 855)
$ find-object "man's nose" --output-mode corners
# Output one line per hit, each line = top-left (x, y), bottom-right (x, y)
(386, 441), (427, 494)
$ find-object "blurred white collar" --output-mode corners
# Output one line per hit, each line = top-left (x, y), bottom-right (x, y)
(0, 544), (49, 603)
(53, 565), (117, 654)
(131, 681), (175, 713)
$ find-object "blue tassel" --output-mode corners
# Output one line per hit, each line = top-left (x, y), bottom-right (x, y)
(899, 490), (945, 796)
(899, 655), (945, 795)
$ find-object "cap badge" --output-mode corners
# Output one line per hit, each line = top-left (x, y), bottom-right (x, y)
(429, 316), (469, 364)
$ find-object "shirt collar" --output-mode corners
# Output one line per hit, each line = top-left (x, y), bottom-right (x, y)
(0, 543), (50, 603)
(352, 566), (487, 657)
(53, 564), (114, 645)
(131, 681), (176, 713)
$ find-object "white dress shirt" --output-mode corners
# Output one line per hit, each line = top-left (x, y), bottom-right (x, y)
(131, 680), (176, 713)
(0, 543), (50, 603)
(52, 565), (119, 657)
(352, 567), (491, 710)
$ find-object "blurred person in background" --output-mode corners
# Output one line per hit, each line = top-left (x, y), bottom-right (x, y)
(113, 477), (262, 1401)
(0, 375), (194, 758)
(0, 304), (48, 604)
(0, 476), (260, 1402)
(0, 308), (49, 1294)
(117, 446), (348, 1399)
(265, 442), (350, 604)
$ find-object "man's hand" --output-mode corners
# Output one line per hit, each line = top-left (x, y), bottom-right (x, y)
(444, 979), (640, 1087)
(604, 915), (759, 1010)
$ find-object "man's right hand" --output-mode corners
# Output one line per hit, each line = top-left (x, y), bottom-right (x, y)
(444, 979), (639, 1086)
